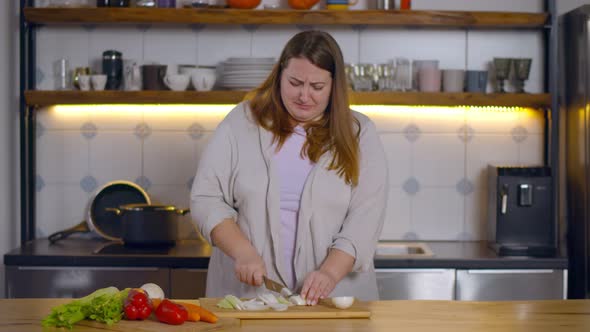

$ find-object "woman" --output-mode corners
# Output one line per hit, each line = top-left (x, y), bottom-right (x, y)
(191, 30), (388, 304)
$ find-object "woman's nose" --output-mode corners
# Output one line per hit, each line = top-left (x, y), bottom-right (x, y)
(299, 85), (310, 101)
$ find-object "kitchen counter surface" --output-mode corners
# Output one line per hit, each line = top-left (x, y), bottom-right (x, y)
(1, 298), (588, 332)
(3, 238), (567, 269)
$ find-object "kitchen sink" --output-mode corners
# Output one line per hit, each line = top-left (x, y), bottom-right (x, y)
(375, 242), (434, 258)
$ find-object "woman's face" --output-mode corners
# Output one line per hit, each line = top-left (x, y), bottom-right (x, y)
(280, 57), (333, 125)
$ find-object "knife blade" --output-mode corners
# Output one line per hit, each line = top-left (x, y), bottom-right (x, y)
(263, 276), (295, 298)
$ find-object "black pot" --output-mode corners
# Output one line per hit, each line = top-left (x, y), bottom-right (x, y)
(107, 203), (189, 246)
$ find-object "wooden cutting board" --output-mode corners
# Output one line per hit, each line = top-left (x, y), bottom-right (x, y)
(199, 297), (371, 319)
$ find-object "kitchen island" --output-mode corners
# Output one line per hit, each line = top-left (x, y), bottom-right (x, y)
(1, 299), (588, 332)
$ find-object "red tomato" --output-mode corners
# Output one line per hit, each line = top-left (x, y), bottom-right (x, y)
(137, 303), (152, 320)
(130, 290), (149, 307)
(124, 304), (139, 320)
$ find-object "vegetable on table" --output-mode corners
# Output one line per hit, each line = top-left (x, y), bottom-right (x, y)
(155, 299), (188, 325)
(140, 282), (165, 300)
(175, 301), (219, 323)
(123, 289), (152, 320)
(41, 286), (129, 329)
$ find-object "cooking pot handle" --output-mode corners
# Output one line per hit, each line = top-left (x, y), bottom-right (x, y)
(176, 208), (190, 215)
(48, 221), (90, 244)
(105, 207), (122, 215)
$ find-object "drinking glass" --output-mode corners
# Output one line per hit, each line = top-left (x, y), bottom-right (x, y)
(512, 58), (532, 93)
(493, 58), (512, 93)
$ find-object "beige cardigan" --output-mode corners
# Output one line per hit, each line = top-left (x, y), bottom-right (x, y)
(190, 102), (388, 301)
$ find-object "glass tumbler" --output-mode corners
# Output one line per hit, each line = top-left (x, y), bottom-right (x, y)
(53, 58), (71, 90)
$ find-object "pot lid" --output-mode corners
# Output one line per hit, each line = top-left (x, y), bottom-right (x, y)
(119, 203), (177, 211)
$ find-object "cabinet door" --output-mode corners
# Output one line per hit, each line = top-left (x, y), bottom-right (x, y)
(5, 266), (169, 298)
(170, 268), (207, 299)
(455, 269), (566, 301)
(376, 268), (455, 300)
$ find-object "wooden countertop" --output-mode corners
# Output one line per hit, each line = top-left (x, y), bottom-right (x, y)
(1, 299), (589, 331)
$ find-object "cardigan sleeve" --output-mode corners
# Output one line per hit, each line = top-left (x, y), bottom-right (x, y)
(190, 119), (238, 245)
(331, 118), (389, 272)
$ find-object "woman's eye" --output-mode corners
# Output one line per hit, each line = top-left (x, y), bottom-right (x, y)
(312, 85), (324, 91)
(290, 81), (302, 87)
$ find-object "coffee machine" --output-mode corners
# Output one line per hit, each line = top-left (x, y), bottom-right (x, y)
(487, 165), (556, 257)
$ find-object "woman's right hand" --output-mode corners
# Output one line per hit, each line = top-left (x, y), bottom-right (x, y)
(234, 250), (266, 286)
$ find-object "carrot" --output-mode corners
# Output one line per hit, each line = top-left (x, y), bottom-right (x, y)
(176, 302), (218, 324)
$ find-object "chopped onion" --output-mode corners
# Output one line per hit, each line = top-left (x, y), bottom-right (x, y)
(242, 301), (269, 311)
(289, 294), (306, 306)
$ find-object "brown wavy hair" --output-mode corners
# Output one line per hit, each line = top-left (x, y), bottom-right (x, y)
(247, 30), (360, 186)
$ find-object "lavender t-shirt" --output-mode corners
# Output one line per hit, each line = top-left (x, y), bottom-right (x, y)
(273, 126), (314, 289)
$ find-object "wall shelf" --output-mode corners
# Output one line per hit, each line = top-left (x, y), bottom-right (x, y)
(23, 8), (548, 28)
(24, 90), (550, 108)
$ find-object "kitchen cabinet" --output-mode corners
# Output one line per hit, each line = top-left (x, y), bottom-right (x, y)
(5, 265), (208, 299)
(169, 268), (207, 299)
(376, 268), (455, 300)
(4, 266), (169, 298)
(455, 269), (567, 301)
(376, 268), (567, 300)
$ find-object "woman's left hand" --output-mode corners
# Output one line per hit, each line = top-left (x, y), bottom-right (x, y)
(300, 270), (336, 306)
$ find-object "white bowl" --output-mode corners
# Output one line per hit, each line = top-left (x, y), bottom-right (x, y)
(331, 296), (354, 309)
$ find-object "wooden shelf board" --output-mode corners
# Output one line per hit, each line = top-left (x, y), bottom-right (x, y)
(24, 8), (548, 28)
(25, 90), (550, 108)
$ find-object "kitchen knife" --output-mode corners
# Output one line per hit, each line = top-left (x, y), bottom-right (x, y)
(263, 276), (295, 298)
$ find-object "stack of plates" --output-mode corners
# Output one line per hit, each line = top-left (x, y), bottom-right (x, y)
(218, 57), (276, 90)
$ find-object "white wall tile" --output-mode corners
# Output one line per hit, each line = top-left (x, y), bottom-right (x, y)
(88, 105), (145, 130)
(519, 108), (545, 134)
(467, 30), (543, 93)
(360, 29), (466, 69)
(413, 107), (465, 133)
(37, 131), (89, 184)
(143, 27), (198, 67)
(320, 26), (360, 65)
(252, 26), (296, 59)
(143, 132), (201, 185)
(198, 26), (252, 66)
(88, 132), (142, 184)
(380, 187), (411, 239)
(38, 107), (90, 130)
(143, 106), (227, 131)
(412, 187), (463, 240)
(466, 109), (520, 134)
(519, 133), (544, 165)
(464, 187), (487, 240)
(379, 133), (413, 186)
(413, 134), (465, 186)
(465, 134), (519, 186)
(358, 106), (414, 133)
(36, 184), (89, 238)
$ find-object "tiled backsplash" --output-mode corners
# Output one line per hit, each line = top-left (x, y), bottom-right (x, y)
(33, 0), (546, 242)
(36, 105), (544, 241)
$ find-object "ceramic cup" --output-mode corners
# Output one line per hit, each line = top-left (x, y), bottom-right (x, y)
(442, 69), (465, 92)
(164, 74), (190, 91)
(466, 70), (488, 93)
(90, 74), (107, 90)
(412, 60), (439, 91)
(190, 67), (217, 91)
(78, 75), (91, 91)
(418, 67), (441, 92)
